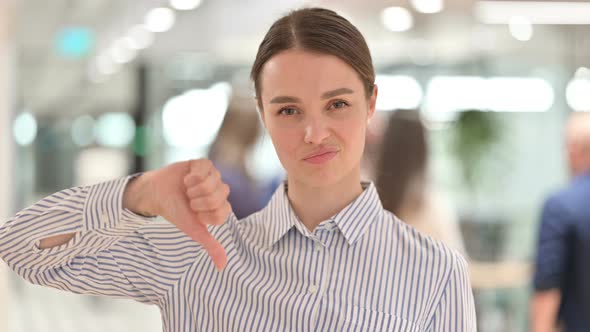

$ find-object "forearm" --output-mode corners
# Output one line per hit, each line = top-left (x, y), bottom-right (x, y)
(1, 173), (197, 303)
(0, 186), (88, 253)
(123, 171), (158, 217)
(1, 176), (148, 258)
(530, 289), (561, 332)
(36, 175), (153, 249)
(38, 233), (75, 248)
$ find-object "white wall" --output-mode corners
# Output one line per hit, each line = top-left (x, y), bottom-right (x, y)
(0, 1), (16, 331)
(0, 0), (15, 221)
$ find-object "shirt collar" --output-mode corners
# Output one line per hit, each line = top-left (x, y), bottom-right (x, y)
(260, 181), (384, 247)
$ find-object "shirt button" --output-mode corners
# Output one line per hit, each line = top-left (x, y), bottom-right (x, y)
(309, 285), (318, 294)
(315, 243), (322, 251)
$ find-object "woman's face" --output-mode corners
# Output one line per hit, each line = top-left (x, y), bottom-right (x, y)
(258, 49), (377, 188)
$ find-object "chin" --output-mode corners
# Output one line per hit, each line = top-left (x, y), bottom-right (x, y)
(294, 167), (355, 189)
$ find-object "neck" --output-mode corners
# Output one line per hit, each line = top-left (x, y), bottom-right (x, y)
(287, 168), (363, 232)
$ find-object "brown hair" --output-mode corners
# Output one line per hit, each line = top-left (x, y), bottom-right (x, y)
(250, 7), (375, 109)
(375, 110), (428, 218)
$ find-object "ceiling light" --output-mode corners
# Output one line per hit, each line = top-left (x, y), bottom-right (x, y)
(126, 25), (154, 49)
(145, 7), (176, 33)
(375, 75), (423, 110)
(475, 1), (590, 25)
(169, 0), (203, 11)
(13, 112), (37, 146)
(381, 7), (413, 32)
(566, 79), (590, 112)
(509, 16), (533, 41)
(411, 0), (443, 14)
(110, 38), (137, 64)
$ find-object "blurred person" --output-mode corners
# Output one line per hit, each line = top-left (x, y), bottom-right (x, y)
(0, 8), (476, 331)
(208, 98), (279, 219)
(531, 112), (590, 332)
(375, 109), (466, 254)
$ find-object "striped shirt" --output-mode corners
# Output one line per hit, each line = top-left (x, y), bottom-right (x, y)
(0, 176), (476, 331)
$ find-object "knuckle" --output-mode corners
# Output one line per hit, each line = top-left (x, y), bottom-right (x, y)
(185, 174), (203, 186)
(203, 196), (218, 207)
(195, 159), (212, 172)
(186, 186), (196, 198)
(193, 173), (206, 182)
(183, 174), (193, 186)
(200, 183), (216, 195)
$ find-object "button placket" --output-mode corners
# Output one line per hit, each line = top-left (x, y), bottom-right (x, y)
(307, 235), (327, 329)
(308, 285), (318, 294)
(100, 211), (110, 226)
(314, 242), (323, 252)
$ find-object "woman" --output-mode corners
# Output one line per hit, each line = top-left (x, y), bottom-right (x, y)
(375, 109), (466, 254)
(0, 8), (476, 331)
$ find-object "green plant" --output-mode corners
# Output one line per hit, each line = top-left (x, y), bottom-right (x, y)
(452, 110), (501, 193)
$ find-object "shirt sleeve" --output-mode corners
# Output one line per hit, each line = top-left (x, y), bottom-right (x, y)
(426, 255), (478, 332)
(0, 175), (204, 306)
(533, 196), (571, 291)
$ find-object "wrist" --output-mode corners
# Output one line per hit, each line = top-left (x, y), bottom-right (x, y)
(123, 173), (157, 217)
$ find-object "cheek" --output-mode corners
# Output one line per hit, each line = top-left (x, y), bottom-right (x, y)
(337, 116), (367, 146)
(267, 125), (301, 156)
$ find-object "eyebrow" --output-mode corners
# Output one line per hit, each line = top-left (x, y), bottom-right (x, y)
(269, 87), (355, 104)
(321, 87), (354, 99)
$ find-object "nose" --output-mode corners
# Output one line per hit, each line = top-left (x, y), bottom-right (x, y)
(303, 116), (330, 145)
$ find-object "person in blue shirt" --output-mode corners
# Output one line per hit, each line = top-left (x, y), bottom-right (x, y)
(531, 112), (590, 332)
(1, 7), (476, 331)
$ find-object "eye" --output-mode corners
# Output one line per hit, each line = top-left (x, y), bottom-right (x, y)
(278, 107), (299, 116)
(329, 100), (349, 110)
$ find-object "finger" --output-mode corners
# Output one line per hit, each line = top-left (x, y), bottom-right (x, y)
(183, 174), (207, 188)
(189, 184), (230, 212)
(183, 159), (214, 187)
(186, 170), (222, 199)
(172, 201), (228, 271)
(184, 222), (227, 271)
(194, 201), (232, 226)
(189, 159), (213, 179)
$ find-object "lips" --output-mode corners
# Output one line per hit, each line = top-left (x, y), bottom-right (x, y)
(303, 148), (338, 160)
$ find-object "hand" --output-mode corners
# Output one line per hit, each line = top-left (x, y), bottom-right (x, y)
(124, 159), (232, 271)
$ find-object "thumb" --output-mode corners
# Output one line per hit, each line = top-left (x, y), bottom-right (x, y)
(172, 200), (228, 271)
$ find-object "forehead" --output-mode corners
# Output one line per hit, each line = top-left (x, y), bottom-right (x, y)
(259, 49), (363, 100)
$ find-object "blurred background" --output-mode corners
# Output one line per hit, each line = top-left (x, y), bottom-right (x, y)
(1, 0), (589, 331)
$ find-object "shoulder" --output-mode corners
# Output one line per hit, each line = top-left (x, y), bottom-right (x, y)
(232, 210), (273, 246)
(548, 176), (590, 209)
(378, 210), (465, 277)
(541, 182), (589, 225)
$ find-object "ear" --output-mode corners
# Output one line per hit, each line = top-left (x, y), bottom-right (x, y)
(367, 84), (378, 122)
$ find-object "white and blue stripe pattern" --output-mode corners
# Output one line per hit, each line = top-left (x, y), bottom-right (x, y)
(1, 176), (476, 331)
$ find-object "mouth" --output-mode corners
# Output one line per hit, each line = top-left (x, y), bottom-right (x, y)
(303, 148), (340, 164)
